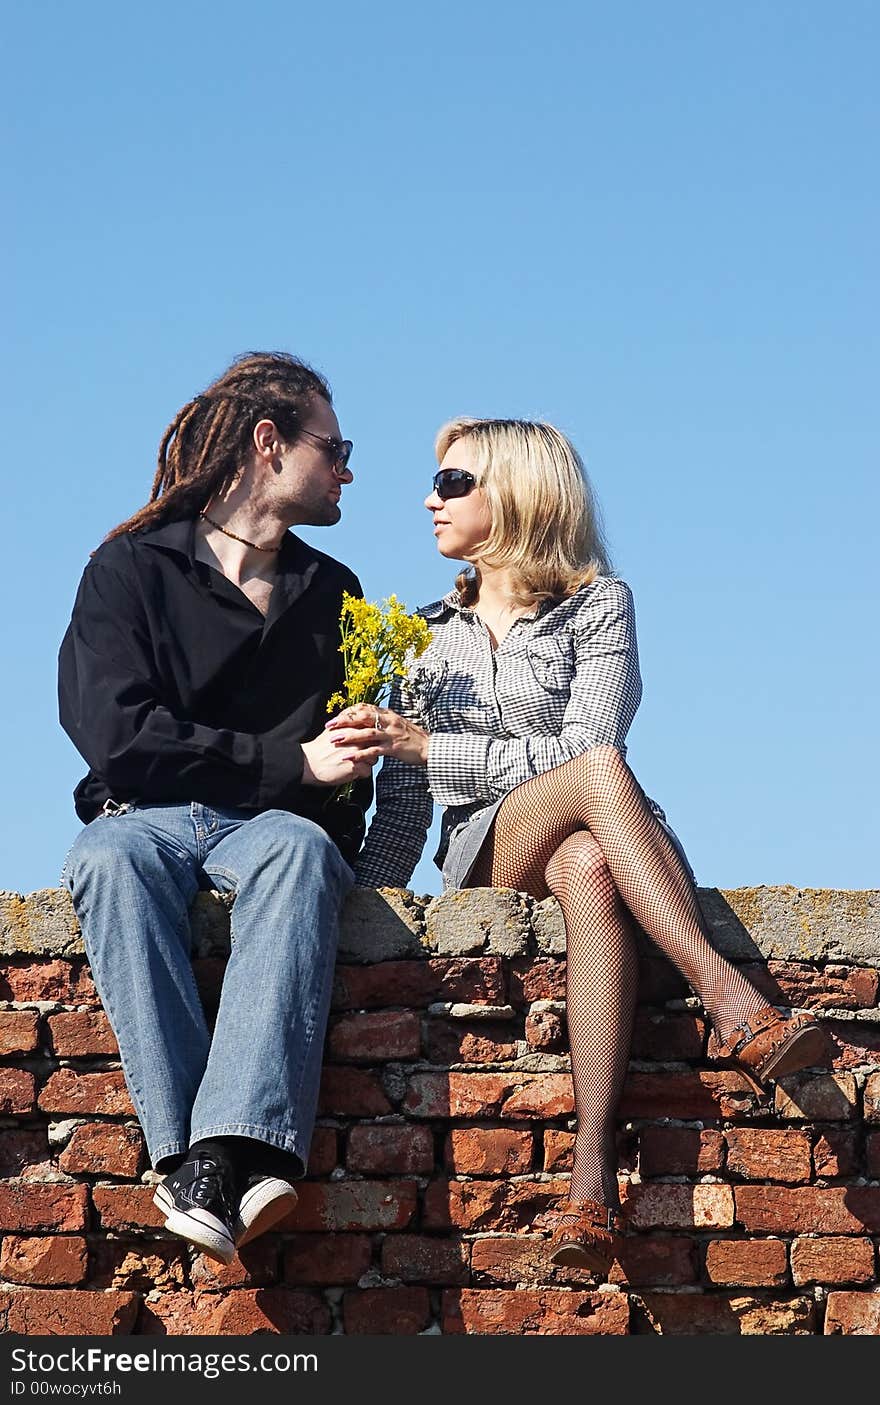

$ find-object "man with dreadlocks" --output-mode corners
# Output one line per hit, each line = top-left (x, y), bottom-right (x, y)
(58, 352), (373, 1265)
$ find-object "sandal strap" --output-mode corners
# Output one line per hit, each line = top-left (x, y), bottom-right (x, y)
(550, 1200), (620, 1247)
(712, 1006), (815, 1065)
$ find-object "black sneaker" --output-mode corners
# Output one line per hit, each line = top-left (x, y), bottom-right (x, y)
(233, 1174), (298, 1248)
(153, 1152), (237, 1265)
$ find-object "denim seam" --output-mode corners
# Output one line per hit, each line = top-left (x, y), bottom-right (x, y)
(202, 864), (239, 886)
(186, 1122), (305, 1164)
(152, 1138), (188, 1166)
(279, 892), (342, 1155)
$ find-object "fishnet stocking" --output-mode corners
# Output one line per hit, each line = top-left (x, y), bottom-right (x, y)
(468, 745), (766, 1212)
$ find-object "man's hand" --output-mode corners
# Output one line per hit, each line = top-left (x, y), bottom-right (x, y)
(300, 731), (376, 787)
(324, 704), (429, 768)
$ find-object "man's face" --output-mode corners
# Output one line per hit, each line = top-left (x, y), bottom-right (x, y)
(271, 396), (354, 527)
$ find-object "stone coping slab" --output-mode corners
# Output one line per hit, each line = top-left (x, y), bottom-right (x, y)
(1, 885), (878, 966)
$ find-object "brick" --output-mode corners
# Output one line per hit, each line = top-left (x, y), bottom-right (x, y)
(343, 1287), (432, 1334)
(791, 1236), (874, 1285)
(283, 1234), (372, 1285)
(502, 1075), (574, 1118)
(470, 1235), (584, 1285)
(90, 1239), (188, 1291)
(0, 1181), (88, 1232)
(824, 1292), (880, 1335)
(634, 956), (690, 1005)
(866, 1132), (880, 1177)
(38, 1069), (134, 1116)
(0, 958), (97, 1004)
(704, 1238), (788, 1286)
(469, 1232), (696, 1288)
(735, 1186), (880, 1235)
(332, 957), (506, 1010)
(381, 1234), (470, 1285)
(620, 1071), (757, 1119)
(192, 1237), (278, 1288)
(0, 1128), (54, 1179)
(289, 1180), (418, 1232)
(428, 958), (509, 1003)
(423, 1020), (517, 1064)
(0, 1235), (88, 1285)
(328, 1010), (421, 1061)
(610, 1235), (699, 1287)
(633, 1293), (814, 1335)
(331, 960), (437, 1010)
(305, 1126), (337, 1176)
(508, 958), (566, 1004)
(813, 1127), (859, 1178)
(92, 1184), (164, 1231)
(624, 1183), (734, 1231)
(0, 1287), (138, 1335)
(543, 1129), (575, 1172)
(866, 1072), (880, 1122)
(403, 1071), (520, 1119)
(199, 1289), (331, 1335)
(423, 1177), (566, 1232)
(317, 1067), (392, 1116)
(724, 1128), (812, 1183)
(445, 1127), (533, 1175)
(346, 1124), (434, 1173)
(443, 1287), (630, 1335)
(630, 1011), (705, 1061)
(48, 1010), (118, 1057)
(639, 1127), (724, 1176)
(774, 1073), (858, 1121)
(0, 1009), (40, 1054)
(763, 960), (879, 1011)
(525, 1006), (564, 1051)
(58, 1123), (144, 1177)
(828, 1019), (880, 1070)
(0, 1067), (36, 1113)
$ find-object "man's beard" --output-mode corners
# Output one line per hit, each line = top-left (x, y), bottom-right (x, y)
(295, 494), (342, 528)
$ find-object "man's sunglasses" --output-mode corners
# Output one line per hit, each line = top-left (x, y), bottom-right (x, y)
(432, 469), (477, 500)
(298, 426), (354, 473)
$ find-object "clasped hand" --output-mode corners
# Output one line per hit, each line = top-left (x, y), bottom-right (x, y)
(324, 704), (429, 769)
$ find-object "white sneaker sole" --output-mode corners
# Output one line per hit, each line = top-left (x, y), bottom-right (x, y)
(234, 1178), (298, 1248)
(153, 1182), (235, 1265)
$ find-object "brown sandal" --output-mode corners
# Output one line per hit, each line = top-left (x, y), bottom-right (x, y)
(547, 1199), (623, 1275)
(707, 1004), (831, 1094)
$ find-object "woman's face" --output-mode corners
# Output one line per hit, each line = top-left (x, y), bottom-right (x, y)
(424, 440), (493, 562)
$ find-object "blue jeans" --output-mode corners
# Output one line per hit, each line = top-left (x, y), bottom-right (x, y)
(62, 802), (354, 1173)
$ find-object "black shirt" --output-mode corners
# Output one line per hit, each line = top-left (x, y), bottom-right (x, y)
(58, 517), (372, 865)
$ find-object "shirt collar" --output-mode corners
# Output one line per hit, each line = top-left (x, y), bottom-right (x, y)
(136, 516), (323, 623)
(429, 586), (550, 623)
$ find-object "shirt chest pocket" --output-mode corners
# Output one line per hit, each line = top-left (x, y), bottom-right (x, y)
(525, 634), (575, 695)
(409, 657), (449, 725)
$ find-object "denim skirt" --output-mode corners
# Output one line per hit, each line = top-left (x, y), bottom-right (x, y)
(438, 792), (697, 893)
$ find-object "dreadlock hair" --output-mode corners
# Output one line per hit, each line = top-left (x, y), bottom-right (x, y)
(103, 352), (332, 542)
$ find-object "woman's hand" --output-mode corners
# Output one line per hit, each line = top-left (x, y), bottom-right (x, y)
(325, 704), (429, 768)
(301, 730), (375, 786)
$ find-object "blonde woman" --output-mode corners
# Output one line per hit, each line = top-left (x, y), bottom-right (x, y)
(334, 418), (829, 1275)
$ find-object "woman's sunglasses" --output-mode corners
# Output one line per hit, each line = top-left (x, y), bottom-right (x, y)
(432, 469), (476, 500)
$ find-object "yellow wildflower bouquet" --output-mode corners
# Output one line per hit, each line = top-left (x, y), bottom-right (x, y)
(326, 591), (432, 798)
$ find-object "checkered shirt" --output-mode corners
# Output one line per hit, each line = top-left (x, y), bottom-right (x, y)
(353, 574), (644, 889)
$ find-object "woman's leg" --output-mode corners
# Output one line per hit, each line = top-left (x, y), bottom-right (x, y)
(471, 826), (638, 1214)
(470, 746), (765, 1053)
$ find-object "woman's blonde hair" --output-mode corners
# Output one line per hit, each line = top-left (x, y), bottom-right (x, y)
(434, 417), (611, 608)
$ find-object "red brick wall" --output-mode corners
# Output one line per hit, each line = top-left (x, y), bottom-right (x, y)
(1, 885), (879, 1335)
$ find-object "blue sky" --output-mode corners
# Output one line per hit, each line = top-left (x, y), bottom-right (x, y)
(4, 1), (877, 897)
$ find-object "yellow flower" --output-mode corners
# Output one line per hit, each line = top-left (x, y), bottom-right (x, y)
(328, 591), (431, 715)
